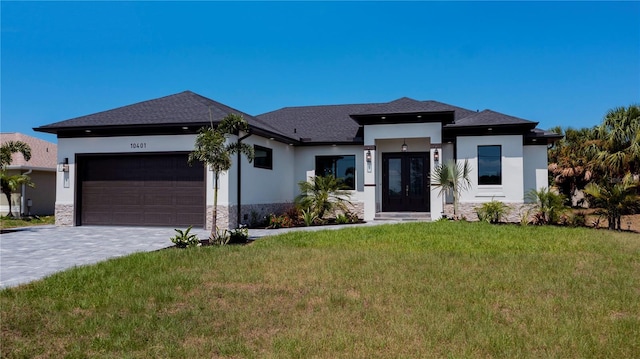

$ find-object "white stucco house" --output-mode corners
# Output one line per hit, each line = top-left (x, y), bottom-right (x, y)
(34, 91), (561, 228)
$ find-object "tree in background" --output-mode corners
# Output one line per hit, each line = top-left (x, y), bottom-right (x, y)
(547, 126), (599, 205)
(593, 105), (640, 179)
(1, 141), (33, 217)
(584, 174), (639, 230)
(548, 105), (639, 197)
(189, 113), (254, 240)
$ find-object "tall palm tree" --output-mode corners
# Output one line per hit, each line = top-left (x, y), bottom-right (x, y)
(594, 105), (640, 179)
(583, 174), (639, 230)
(431, 159), (472, 218)
(1, 141), (32, 169)
(188, 113), (254, 239)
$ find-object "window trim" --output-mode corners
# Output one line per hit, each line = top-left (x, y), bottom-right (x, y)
(253, 145), (273, 170)
(477, 145), (502, 186)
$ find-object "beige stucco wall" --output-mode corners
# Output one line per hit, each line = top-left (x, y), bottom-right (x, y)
(0, 169), (55, 216)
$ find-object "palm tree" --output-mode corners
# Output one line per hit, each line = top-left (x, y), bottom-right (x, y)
(547, 126), (599, 204)
(1, 140), (33, 217)
(1, 174), (34, 217)
(431, 159), (472, 218)
(188, 113), (254, 239)
(594, 105), (640, 179)
(295, 175), (352, 220)
(525, 187), (567, 225)
(1, 141), (32, 169)
(583, 174), (639, 230)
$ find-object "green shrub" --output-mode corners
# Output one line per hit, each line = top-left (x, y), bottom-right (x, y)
(170, 226), (200, 248)
(210, 227), (231, 245)
(335, 213), (350, 224)
(475, 200), (510, 223)
(229, 226), (249, 244)
(301, 209), (319, 227)
(569, 211), (587, 227)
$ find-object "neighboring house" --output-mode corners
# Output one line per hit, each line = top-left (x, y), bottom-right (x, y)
(0, 133), (57, 216)
(34, 91), (561, 228)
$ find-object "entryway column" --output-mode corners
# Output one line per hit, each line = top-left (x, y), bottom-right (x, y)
(363, 145), (376, 221)
(430, 143), (443, 220)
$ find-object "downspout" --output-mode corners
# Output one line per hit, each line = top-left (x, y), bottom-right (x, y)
(21, 169), (33, 216)
(237, 130), (252, 228)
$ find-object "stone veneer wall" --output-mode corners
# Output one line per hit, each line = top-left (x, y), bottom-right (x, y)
(206, 201), (366, 230)
(345, 201), (365, 219)
(443, 203), (537, 223)
(55, 204), (74, 226)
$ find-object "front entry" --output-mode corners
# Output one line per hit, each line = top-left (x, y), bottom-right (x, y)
(382, 152), (430, 212)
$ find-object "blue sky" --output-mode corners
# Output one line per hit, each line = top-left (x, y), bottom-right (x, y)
(2, 1), (639, 143)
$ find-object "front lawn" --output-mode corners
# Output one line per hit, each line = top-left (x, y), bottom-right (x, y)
(0, 215), (55, 230)
(1, 222), (638, 358)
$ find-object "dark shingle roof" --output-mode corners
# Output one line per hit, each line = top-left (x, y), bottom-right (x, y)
(446, 109), (536, 128)
(35, 91), (289, 138)
(355, 97), (476, 121)
(36, 91), (545, 144)
(257, 103), (375, 143)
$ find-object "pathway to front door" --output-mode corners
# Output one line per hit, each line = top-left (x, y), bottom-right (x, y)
(382, 152), (430, 212)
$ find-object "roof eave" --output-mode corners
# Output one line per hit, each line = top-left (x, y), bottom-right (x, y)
(350, 111), (455, 126)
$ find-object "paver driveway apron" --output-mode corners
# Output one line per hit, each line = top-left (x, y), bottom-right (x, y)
(0, 225), (207, 289)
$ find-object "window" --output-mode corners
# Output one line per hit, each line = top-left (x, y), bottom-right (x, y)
(478, 145), (501, 185)
(315, 155), (355, 190)
(253, 145), (272, 170)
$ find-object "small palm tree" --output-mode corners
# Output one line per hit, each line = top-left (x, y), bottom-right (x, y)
(583, 174), (639, 230)
(1, 140), (33, 217)
(188, 113), (254, 239)
(295, 175), (352, 220)
(525, 187), (567, 225)
(431, 159), (472, 218)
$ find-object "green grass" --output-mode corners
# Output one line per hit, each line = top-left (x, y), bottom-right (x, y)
(2, 222), (639, 358)
(0, 215), (55, 229)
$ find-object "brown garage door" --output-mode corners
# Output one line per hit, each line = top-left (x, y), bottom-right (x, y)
(78, 153), (205, 227)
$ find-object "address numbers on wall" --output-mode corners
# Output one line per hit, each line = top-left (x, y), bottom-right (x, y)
(130, 143), (147, 149)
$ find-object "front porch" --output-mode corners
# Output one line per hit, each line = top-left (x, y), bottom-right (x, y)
(374, 211), (432, 221)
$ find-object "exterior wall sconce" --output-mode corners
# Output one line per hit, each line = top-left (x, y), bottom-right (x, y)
(434, 149), (439, 163)
(58, 158), (69, 172)
(366, 150), (372, 163)
(401, 139), (408, 152)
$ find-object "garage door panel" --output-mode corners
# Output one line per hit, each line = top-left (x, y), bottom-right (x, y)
(80, 154), (205, 227)
(111, 213), (146, 225)
(143, 213), (175, 226)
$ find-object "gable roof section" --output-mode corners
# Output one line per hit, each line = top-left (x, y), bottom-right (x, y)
(0, 133), (57, 170)
(35, 91), (290, 139)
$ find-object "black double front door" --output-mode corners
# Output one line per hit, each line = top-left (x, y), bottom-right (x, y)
(382, 152), (430, 212)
